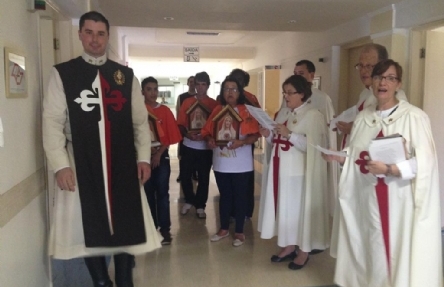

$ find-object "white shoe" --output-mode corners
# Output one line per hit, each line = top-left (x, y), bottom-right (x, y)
(196, 208), (206, 219)
(232, 238), (245, 247)
(210, 232), (230, 242)
(181, 203), (192, 215)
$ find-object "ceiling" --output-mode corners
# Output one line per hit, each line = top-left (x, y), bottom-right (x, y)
(88, 0), (402, 81)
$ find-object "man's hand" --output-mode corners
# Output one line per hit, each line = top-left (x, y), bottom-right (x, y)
(151, 153), (161, 169)
(336, 121), (353, 135)
(56, 167), (76, 191)
(138, 162), (151, 184)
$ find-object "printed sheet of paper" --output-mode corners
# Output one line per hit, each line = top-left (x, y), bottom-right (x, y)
(311, 144), (349, 157)
(369, 135), (406, 177)
(245, 105), (276, 130)
(330, 105), (358, 132)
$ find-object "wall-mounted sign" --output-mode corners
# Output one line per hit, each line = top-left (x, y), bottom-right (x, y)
(184, 46), (200, 62)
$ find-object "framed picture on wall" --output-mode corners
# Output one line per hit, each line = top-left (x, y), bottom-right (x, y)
(4, 48), (27, 98)
(312, 76), (321, 90)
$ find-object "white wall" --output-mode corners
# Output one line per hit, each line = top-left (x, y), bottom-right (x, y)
(0, 0), (50, 286)
(241, 15), (371, 112)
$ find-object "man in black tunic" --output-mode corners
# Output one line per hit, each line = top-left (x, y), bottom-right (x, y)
(43, 11), (160, 287)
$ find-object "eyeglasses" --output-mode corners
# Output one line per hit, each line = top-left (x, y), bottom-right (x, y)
(355, 63), (375, 71)
(223, 88), (238, 93)
(282, 91), (300, 96)
(372, 75), (399, 83)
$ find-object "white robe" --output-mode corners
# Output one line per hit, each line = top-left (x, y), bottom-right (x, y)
(308, 88), (338, 216)
(334, 100), (442, 287)
(258, 104), (329, 251)
(42, 54), (161, 259)
(341, 87), (408, 149)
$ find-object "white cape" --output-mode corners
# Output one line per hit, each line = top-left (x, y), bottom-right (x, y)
(334, 100), (442, 287)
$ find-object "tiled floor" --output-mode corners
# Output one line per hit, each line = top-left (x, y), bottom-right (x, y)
(108, 147), (338, 287)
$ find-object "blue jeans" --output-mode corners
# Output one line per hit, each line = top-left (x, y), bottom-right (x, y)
(214, 171), (250, 233)
(144, 150), (171, 233)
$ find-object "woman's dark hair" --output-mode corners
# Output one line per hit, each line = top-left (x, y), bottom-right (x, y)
(371, 59), (403, 82)
(79, 11), (110, 33)
(219, 77), (246, 105)
(282, 75), (312, 102)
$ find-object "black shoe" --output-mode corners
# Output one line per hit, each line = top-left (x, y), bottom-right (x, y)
(288, 257), (309, 270)
(161, 232), (172, 245)
(270, 251), (297, 263)
(192, 171), (198, 181)
(309, 249), (324, 255)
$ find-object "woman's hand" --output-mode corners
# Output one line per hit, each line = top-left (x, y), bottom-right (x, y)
(205, 135), (217, 149)
(227, 139), (244, 150)
(260, 127), (270, 138)
(274, 124), (291, 138)
(367, 160), (391, 176)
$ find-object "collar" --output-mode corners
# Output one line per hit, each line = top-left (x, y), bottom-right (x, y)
(82, 52), (107, 66)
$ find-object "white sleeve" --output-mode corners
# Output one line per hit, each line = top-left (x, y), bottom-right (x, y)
(265, 130), (274, 144)
(131, 77), (151, 163)
(288, 133), (307, 152)
(396, 157), (417, 180)
(42, 68), (70, 171)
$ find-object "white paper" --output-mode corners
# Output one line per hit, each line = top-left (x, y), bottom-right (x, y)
(245, 105), (277, 130)
(311, 144), (349, 157)
(369, 135), (405, 177)
(0, 118), (4, 147)
(330, 105), (358, 132)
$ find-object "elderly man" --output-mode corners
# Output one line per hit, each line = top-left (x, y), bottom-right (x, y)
(336, 44), (407, 148)
(43, 11), (160, 287)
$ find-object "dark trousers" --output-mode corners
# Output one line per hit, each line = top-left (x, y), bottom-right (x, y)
(214, 171), (250, 234)
(231, 145), (255, 218)
(143, 150), (171, 233)
(84, 253), (133, 287)
(180, 145), (213, 209)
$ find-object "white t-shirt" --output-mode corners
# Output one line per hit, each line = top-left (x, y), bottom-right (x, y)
(182, 137), (209, 150)
(212, 132), (254, 173)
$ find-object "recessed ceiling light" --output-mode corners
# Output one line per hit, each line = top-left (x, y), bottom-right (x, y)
(187, 31), (220, 36)
(287, 20), (297, 24)
(164, 17), (174, 21)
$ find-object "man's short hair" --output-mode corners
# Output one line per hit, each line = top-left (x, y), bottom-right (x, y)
(187, 76), (195, 84)
(141, 76), (158, 90)
(194, 72), (210, 85)
(295, 60), (316, 73)
(362, 43), (389, 61)
(79, 11), (110, 33)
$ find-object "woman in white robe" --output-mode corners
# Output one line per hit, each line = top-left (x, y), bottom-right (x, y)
(258, 75), (329, 270)
(324, 60), (442, 287)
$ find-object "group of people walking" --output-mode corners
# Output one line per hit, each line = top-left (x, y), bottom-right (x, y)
(42, 10), (442, 287)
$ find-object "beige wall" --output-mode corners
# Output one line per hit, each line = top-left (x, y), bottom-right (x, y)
(0, 1), (52, 286)
(423, 30), (444, 222)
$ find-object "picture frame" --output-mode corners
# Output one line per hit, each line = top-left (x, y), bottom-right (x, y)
(312, 76), (321, 90)
(212, 105), (243, 146)
(148, 112), (161, 147)
(186, 101), (211, 133)
(4, 47), (27, 98)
